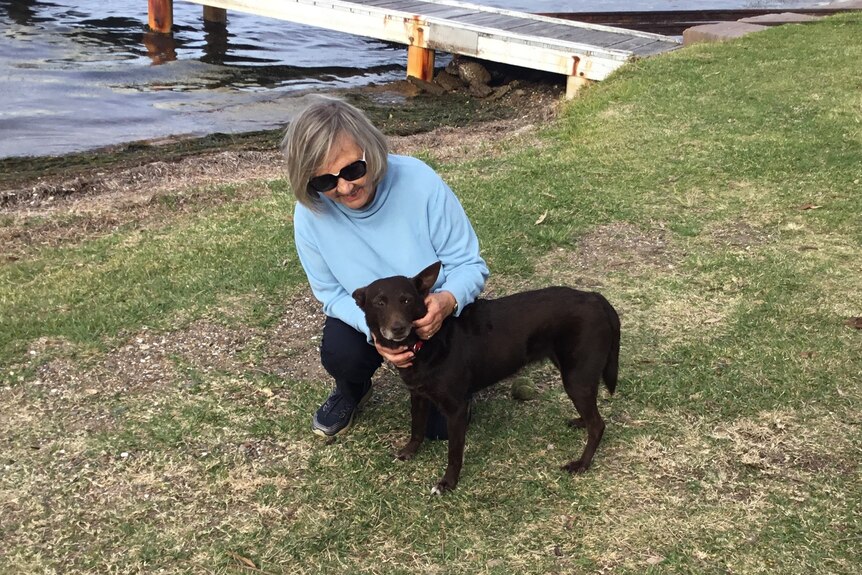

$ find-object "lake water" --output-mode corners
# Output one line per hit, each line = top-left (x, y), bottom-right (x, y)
(0, 0), (826, 158)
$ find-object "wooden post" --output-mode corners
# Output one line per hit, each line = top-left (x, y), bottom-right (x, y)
(407, 45), (435, 82)
(148, 0), (173, 33)
(406, 17), (434, 82)
(566, 75), (592, 99)
(203, 5), (227, 25)
(202, 5), (228, 62)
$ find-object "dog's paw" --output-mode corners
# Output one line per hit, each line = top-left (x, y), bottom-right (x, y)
(396, 440), (421, 461)
(396, 447), (418, 461)
(561, 459), (590, 474)
(430, 480), (452, 496)
(430, 475), (459, 495)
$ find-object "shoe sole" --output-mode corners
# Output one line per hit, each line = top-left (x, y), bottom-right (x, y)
(311, 385), (373, 438)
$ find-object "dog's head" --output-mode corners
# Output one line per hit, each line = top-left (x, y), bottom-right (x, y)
(352, 261), (442, 347)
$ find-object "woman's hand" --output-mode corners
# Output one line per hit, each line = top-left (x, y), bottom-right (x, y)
(373, 336), (414, 368)
(413, 291), (457, 340)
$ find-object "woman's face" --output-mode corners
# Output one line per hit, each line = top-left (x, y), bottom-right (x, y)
(314, 134), (375, 210)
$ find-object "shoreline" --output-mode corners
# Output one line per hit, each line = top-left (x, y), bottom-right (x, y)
(1, 75), (563, 261)
(0, 74), (564, 197)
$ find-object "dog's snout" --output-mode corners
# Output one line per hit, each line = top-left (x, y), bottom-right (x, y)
(381, 319), (412, 342)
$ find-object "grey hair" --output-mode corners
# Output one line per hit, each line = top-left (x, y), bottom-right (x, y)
(280, 96), (389, 211)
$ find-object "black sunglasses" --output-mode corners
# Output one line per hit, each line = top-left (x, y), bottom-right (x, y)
(307, 153), (367, 193)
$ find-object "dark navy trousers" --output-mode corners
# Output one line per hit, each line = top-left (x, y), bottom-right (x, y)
(319, 316), (448, 439)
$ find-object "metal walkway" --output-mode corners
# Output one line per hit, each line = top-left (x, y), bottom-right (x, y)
(176, 0), (682, 97)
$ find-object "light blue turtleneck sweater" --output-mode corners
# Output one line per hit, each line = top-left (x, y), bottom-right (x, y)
(293, 154), (489, 338)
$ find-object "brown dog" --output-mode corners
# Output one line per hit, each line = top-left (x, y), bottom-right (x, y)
(352, 261), (620, 494)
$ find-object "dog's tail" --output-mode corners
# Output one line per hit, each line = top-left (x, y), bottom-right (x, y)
(600, 296), (621, 394)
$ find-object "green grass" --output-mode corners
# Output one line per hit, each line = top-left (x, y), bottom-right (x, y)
(0, 192), (302, 362)
(2, 14), (861, 575)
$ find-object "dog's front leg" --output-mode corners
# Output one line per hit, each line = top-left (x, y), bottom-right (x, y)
(396, 392), (428, 461)
(432, 404), (469, 495)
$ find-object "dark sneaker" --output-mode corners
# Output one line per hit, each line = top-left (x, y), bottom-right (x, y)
(312, 382), (372, 437)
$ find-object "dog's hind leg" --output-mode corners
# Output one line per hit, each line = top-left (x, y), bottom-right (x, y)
(560, 362), (605, 474)
(396, 392), (428, 461)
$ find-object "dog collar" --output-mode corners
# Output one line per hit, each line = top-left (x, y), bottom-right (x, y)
(409, 340), (424, 354)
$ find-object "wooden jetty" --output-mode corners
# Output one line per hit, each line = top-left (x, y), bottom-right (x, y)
(146, 0), (681, 98)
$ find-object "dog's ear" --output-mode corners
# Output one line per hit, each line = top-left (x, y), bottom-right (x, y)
(414, 261), (442, 296)
(352, 287), (367, 308)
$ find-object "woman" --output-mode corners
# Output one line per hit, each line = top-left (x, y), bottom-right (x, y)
(281, 96), (488, 438)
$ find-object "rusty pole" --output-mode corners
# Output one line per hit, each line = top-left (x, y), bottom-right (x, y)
(406, 46), (435, 81)
(148, 0), (173, 34)
(406, 18), (434, 81)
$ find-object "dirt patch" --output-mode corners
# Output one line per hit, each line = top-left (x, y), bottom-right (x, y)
(3, 284), (330, 398)
(390, 86), (560, 164)
(257, 292), (328, 382)
(536, 221), (678, 288)
(95, 319), (253, 396)
(706, 221), (774, 249)
(3, 149), (283, 215)
(86, 293), (330, 398)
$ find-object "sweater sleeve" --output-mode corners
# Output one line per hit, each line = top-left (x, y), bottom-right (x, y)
(293, 218), (371, 338)
(427, 179), (489, 314)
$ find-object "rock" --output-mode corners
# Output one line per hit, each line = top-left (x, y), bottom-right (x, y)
(682, 22), (767, 46)
(444, 58), (460, 76)
(487, 83), (513, 101)
(406, 75), (446, 95)
(434, 70), (465, 92)
(738, 12), (822, 26)
(456, 60), (492, 86)
(468, 82), (494, 98)
(447, 56), (492, 87)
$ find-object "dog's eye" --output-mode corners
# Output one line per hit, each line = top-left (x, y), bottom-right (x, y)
(374, 298), (386, 307)
(400, 296), (412, 305)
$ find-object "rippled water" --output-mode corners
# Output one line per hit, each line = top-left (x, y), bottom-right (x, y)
(0, 0), (823, 158)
